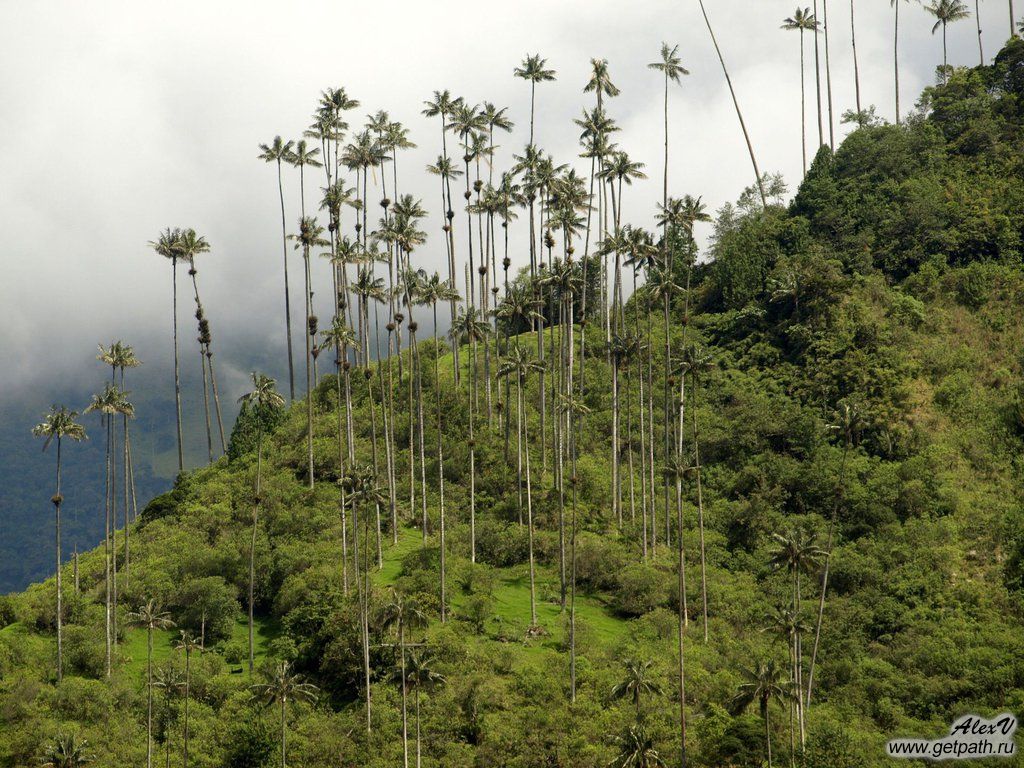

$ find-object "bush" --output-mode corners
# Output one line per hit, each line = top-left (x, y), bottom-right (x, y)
(612, 564), (668, 617)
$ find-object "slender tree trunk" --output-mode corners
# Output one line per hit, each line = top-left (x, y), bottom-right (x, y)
(800, 29), (808, 176)
(199, 348), (213, 464)
(523, 373), (538, 627)
(824, 0), (835, 149)
(147, 627), (154, 768)
(851, 0), (862, 114)
(698, 0), (769, 207)
(172, 257), (184, 472)
(278, 159), (296, 401)
(976, 0), (984, 65)
(400, 625), (409, 768)
(813, 0), (825, 146)
(692, 378), (709, 643)
(54, 439), (63, 683)
(895, 1), (902, 124)
(765, 710), (773, 768)
(249, 428), (263, 675)
(677, 467), (688, 768)
(208, 351), (227, 453)
(183, 648), (190, 768)
(415, 683), (422, 768)
(1012, 0), (1018, 38)
(104, 414), (112, 677)
(281, 698), (287, 768)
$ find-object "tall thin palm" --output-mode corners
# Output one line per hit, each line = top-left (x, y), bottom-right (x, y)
(250, 661), (318, 768)
(32, 406), (86, 684)
(259, 136), (298, 400)
(238, 373), (285, 673)
(406, 650), (446, 768)
(173, 631), (201, 768)
(731, 660), (793, 768)
(148, 227), (185, 472)
(926, 0), (971, 81)
(127, 600), (175, 768)
(783, 9), (820, 176)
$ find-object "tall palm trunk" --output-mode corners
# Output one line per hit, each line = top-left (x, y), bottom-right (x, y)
(104, 413), (112, 677)
(895, 0), (903, 124)
(248, 426), (264, 675)
(280, 697), (288, 768)
(677, 461), (689, 768)
(522, 370), (538, 628)
(277, 158), (296, 401)
(172, 256), (184, 472)
(692, 376), (708, 643)
(400, 624), (409, 767)
(764, 709), (774, 768)
(303, 244), (314, 489)
(851, 1), (862, 114)
(799, 27), (808, 175)
(697, 0), (768, 206)
(199, 348), (213, 464)
(824, 0), (835, 148)
(976, 0), (984, 65)
(813, 0), (825, 146)
(53, 438), (64, 683)
(146, 626), (154, 768)
(434, 304), (448, 622)
(208, 350), (227, 454)
(183, 647), (191, 768)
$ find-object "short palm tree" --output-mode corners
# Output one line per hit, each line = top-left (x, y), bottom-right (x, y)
(259, 136), (298, 401)
(237, 373), (285, 673)
(250, 661), (318, 768)
(607, 724), (666, 768)
(127, 600), (175, 768)
(610, 658), (664, 719)
(32, 406), (86, 684)
(731, 660), (793, 768)
(39, 733), (93, 767)
(926, 0), (971, 82)
(148, 227), (185, 472)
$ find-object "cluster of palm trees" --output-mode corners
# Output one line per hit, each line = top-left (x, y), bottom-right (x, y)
(782, 0), (1021, 177)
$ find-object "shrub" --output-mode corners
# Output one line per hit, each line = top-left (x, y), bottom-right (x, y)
(612, 564), (668, 617)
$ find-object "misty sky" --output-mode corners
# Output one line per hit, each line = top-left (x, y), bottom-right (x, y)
(1, 0), (1017, 423)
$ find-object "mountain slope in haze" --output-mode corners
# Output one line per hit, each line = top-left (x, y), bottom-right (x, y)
(1, 40), (1024, 768)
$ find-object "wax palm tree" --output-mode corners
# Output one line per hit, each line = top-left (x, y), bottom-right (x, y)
(417, 273), (459, 618)
(610, 658), (664, 719)
(498, 346), (544, 627)
(32, 406), (86, 684)
(768, 526), (824, 747)
(39, 733), (93, 767)
(153, 666), (183, 768)
(287, 139), (323, 218)
(344, 464), (389, 732)
(237, 373), (285, 673)
(926, 0), (971, 81)
(608, 724), (666, 768)
(127, 600), (175, 768)
(806, 400), (860, 707)
(288, 217), (329, 488)
(148, 227), (186, 471)
(585, 58), (621, 112)
(173, 631), (200, 768)
(891, 0), (917, 123)
(850, 1), (863, 113)
(783, 9), (820, 176)
(514, 54), (556, 144)
(680, 344), (713, 642)
(765, 606), (813, 764)
(648, 43), (689, 259)
(85, 384), (132, 677)
(406, 649), (446, 768)
(731, 660), (792, 768)
(96, 342), (141, 582)
(250, 661), (318, 768)
(382, 589), (429, 767)
(696, 0), (768, 207)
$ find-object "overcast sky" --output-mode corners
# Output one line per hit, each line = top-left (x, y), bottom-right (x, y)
(2, 0), (1018, 411)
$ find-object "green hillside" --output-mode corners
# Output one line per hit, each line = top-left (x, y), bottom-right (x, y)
(3, 41), (1024, 768)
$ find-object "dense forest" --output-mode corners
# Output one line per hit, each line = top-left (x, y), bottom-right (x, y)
(3, 21), (1024, 768)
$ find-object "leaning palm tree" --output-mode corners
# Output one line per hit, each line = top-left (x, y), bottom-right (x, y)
(731, 660), (792, 768)
(127, 600), (175, 768)
(237, 373), (285, 673)
(610, 658), (664, 719)
(406, 650), (446, 768)
(259, 136), (298, 401)
(148, 227), (185, 472)
(39, 733), (94, 767)
(607, 724), (666, 768)
(250, 661), (319, 768)
(32, 406), (87, 684)
(174, 631), (201, 768)
(782, 9), (820, 176)
(382, 589), (429, 768)
(696, 0), (768, 207)
(926, 0), (972, 82)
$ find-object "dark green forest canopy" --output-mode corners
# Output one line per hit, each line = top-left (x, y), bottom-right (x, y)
(3, 40), (1024, 768)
